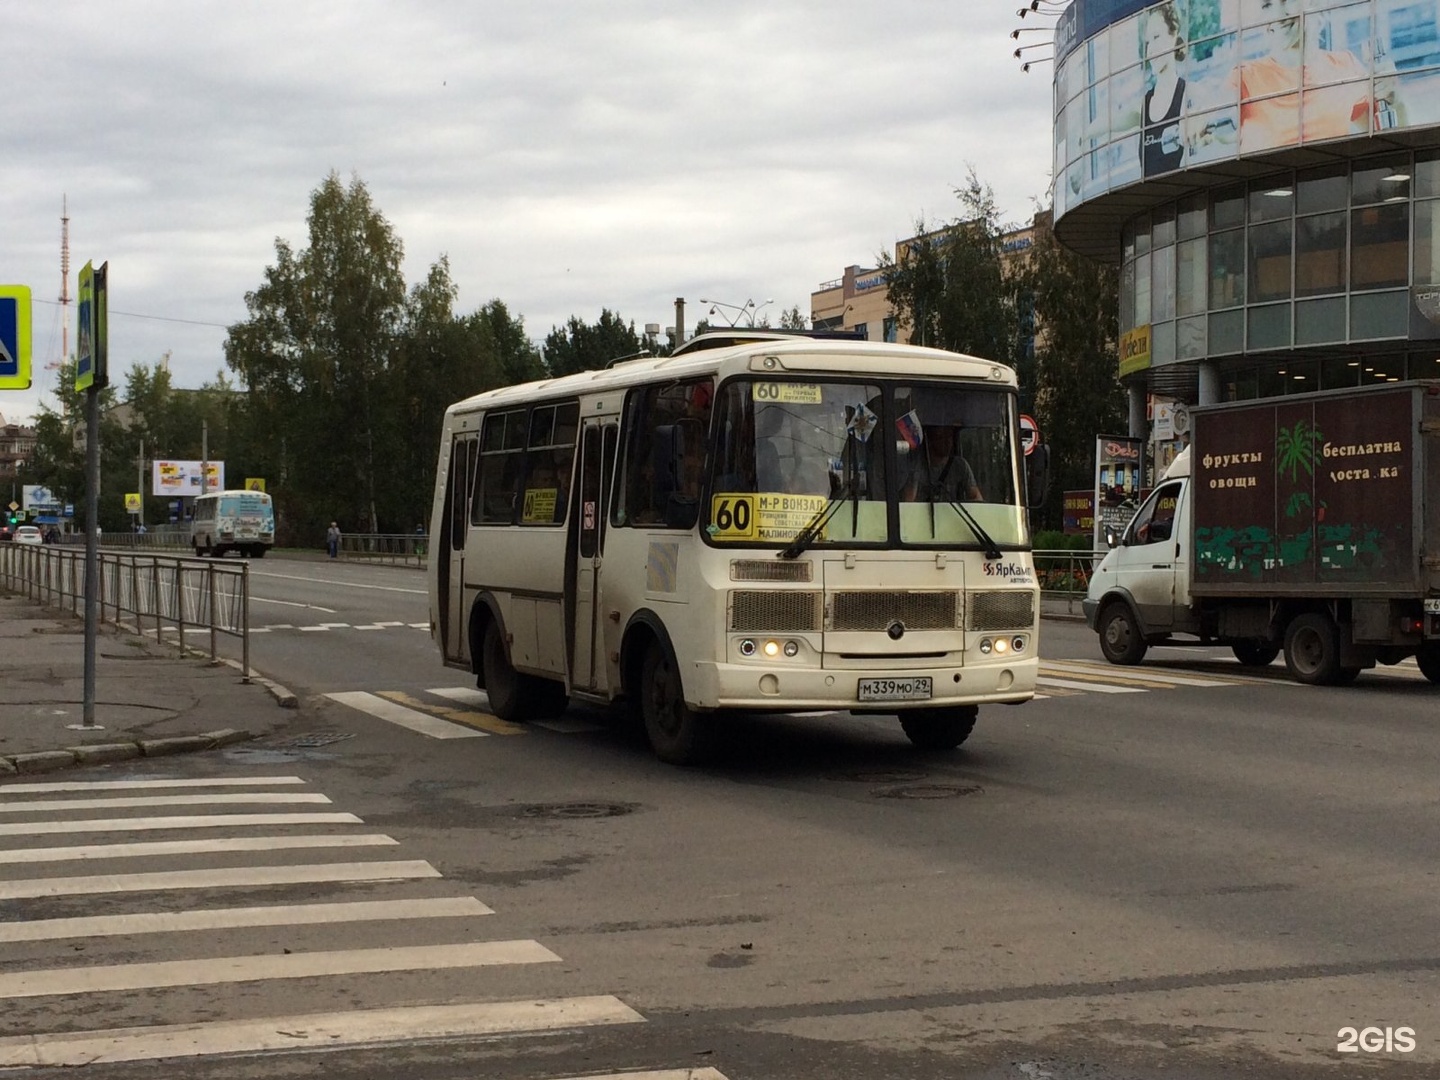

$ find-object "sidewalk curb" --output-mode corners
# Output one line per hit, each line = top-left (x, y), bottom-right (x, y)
(2, 729), (253, 777)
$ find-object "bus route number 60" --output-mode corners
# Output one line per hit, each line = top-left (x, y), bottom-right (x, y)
(711, 494), (757, 539)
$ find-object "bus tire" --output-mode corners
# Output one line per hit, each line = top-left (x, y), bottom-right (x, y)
(251, 545), (267, 559)
(1283, 613), (1341, 685)
(480, 620), (533, 722)
(900, 705), (977, 750)
(640, 643), (716, 766)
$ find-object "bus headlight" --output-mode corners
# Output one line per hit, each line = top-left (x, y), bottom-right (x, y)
(979, 638), (992, 654)
(1011, 636), (1027, 653)
(763, 640), (781, 657)
(783, 640), (800, 657)
(739, 638), (757, 657)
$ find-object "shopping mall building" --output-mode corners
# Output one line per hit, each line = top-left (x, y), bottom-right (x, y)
(1052, 0), (1440, 437)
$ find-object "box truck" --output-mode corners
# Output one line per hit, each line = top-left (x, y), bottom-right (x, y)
(1083, 381), (1440, 686)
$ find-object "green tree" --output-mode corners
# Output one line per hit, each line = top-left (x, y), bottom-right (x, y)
(1014, 211), (1125, 529)
(880, 169), (1017, 363)
(226, 172), (408, 538)
(542, 309), (645, 377)
(779, 305), (808, 330)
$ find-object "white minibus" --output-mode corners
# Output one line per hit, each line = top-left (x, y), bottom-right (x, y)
(429, 332), (1048, 763)
(191, 490), (275, 558)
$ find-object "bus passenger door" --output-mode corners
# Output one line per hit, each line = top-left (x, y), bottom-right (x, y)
(440, 434), (478, 664)
(569, 420), (616, 692)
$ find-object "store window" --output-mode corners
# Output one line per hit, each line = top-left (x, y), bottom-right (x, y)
(1351, 290), (1409, 339)
(1353, 155), (1411, 205)
(1248, 219), (1294, 302)
(1177, 237), (1207, 315)
(1351, 203), (1409, 290)
(1296, 164), (1348, 214)
(1296, 297), (1347, 344)
(1211, 185), (1245, 230)
(1296, 211), (1347, 296)
(1248, 302), (1292, 350)
(1416, 198), (1440, 286)
(1209, 229), (1246, 308)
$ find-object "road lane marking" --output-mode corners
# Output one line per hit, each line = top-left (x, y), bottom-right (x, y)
(378, 690), (524, 735)
(0, 996), (644, 1067)
(0, 793), (332, 814)
(0, 813), (363, 837)
(0, 833), (398, 865)
(0, 859), (441, 900)
(0, 939), (560, 1000)
(0, 776), (308, 794)
(1044, 659), (1244, 687)
(252, 597), (337, 612)
(1037, 667), (1215, 690)
(326, 691), (487, 739)
(426, 687), (604, 733)
(1035, 677), (1146, 694)
(248, 569), (427, 594)
(0, 897), (493, 943)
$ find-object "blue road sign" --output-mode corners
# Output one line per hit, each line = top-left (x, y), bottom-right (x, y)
(0, 285), (33, 390)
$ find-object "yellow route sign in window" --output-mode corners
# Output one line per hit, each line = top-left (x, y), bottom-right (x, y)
(710, 492), (829, 542)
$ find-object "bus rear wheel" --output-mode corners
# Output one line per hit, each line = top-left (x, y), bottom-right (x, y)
(900, 706), (977, 751)
(479, 620), (567, 722)
(640, 643), (717, 766)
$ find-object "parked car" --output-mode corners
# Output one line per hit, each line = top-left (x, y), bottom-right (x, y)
(14, 525), (43, 546)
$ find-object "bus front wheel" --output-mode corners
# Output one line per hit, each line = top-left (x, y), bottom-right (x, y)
(480, 620), (567, 722)
(900, 706), (977, 751)
(640, 643), (717, 766)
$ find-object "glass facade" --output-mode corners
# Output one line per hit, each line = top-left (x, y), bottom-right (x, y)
(1117, 149), (1440, 395)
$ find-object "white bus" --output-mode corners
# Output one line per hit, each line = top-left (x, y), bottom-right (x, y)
(191, 489), (276, 558)
(428, 332), (1048, 763)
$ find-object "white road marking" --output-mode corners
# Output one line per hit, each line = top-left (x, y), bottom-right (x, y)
(0, 776), (307, 794)
(0, 812), (363, 837)
(0, 897), (493, 943)
(1035, 676), (1146, 694)
(0, 792), (332, 814)
(252, 597), (337, 613)
(0, 859), (440, 900)
(424, 688), (604, 734)
(0, 996), (643, 1067)
(427, 687), (487, 706)
(1044, 659), (1242, 687)
(0, 939), (560, 1000)
(327, 691), (486, 739)
(0, 833), (398, 864)
(248, 569), (426, 595)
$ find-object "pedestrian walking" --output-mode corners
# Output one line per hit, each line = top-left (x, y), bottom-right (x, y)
(326, 521), (341, 559)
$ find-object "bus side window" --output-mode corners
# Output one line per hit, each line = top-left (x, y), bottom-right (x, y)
(616, 379), (713, 528)
(475, 410), (526, 524)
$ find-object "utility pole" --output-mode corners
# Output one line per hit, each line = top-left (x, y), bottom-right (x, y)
(137, 438), (145, 533)
(201, 420), (209, 497)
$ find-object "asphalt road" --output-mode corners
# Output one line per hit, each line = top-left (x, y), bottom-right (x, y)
(4, 557), (1438, 1080)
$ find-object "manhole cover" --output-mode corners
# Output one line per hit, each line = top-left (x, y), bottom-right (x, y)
(517, 802), (638, 820)
(276, 731), (356, 748)
(872, 784), (982, 800)
(828, 769), (929, 784)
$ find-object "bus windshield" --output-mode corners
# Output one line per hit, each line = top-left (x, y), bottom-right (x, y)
(707, 377), (1026, 549)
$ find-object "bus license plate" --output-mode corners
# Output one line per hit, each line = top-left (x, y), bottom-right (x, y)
(857, 677), (933, 702)
(1426, 599), (1440, 613)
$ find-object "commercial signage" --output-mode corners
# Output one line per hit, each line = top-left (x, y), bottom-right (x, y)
(153, 460), (225, 495)
(1063, 489), (1096, 536)
(1094, 435), (1145, 550)
(1119, 324), (1151, 378)
(1054, 0), (1440, 220)
(22, 485), (62, 513)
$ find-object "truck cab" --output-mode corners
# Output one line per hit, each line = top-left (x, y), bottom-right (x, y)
(1083, 448), (1193, 664)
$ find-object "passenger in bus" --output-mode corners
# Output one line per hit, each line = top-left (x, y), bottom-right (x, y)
(902, 425), (982, 502)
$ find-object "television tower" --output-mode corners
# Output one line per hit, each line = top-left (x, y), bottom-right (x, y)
(49, 195), (70, 372)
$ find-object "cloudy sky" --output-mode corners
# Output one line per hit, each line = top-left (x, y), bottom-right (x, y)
(3, 1), (1058, 429)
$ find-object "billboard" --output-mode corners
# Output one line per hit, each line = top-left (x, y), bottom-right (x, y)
(1055, 0), (1440, 219)
(153, 460), (225, 495)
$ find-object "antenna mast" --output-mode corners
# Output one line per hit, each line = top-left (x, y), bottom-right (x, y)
(52, 195), (71, 372)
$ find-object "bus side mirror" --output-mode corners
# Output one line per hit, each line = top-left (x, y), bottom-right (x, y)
(1025, 444), (1050, 509)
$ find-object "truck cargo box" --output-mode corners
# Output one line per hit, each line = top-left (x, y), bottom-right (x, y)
(1190, 381), (1440, 598)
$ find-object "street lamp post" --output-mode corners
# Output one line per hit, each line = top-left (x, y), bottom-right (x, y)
(699, 297), (775, 328)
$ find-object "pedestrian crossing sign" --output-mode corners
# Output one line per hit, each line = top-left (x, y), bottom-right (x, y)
(0, 285), (32, 390)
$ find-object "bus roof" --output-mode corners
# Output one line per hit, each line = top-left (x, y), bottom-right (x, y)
(445, 336), (1016, 417)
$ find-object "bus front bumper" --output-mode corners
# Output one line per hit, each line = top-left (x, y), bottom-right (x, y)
(690, 655), (1039, 712)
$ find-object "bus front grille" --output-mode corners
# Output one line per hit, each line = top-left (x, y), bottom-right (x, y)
(729, 591), (823, 633)
(966, 590), (1035, 631)
(828, 591), (960, 631)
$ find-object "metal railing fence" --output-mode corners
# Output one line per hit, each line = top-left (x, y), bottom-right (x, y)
(0, 543), (250, 675)
(337, 533), (429, 567)
(1032, 547), (1108, 615)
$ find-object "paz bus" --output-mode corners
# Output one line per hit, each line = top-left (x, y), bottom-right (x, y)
(191, 489), (275, 558)
(428, 331), (1048, 764)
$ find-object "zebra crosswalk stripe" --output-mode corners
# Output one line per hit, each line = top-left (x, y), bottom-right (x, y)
(326, 690), (486, 738)
(0, 997), (646, 1068)
(0, 859), (441, 900)
(0, 832), (397, 865)
(0, 812), (363, 837)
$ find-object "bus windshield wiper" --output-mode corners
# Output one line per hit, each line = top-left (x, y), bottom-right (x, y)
(934, 493), (1003, 560)
(778, 489), (851, 560)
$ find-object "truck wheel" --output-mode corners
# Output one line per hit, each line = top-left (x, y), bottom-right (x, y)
(1283, 613), (1342, 685)
(1099, 602), (1148, 665)
(640, 642), (716, 765)
(900, 706), (977, 750)
(481, 619), (563, 722)
(1232, 641), (1280, 666)
(1416, 644), (1440, 684)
